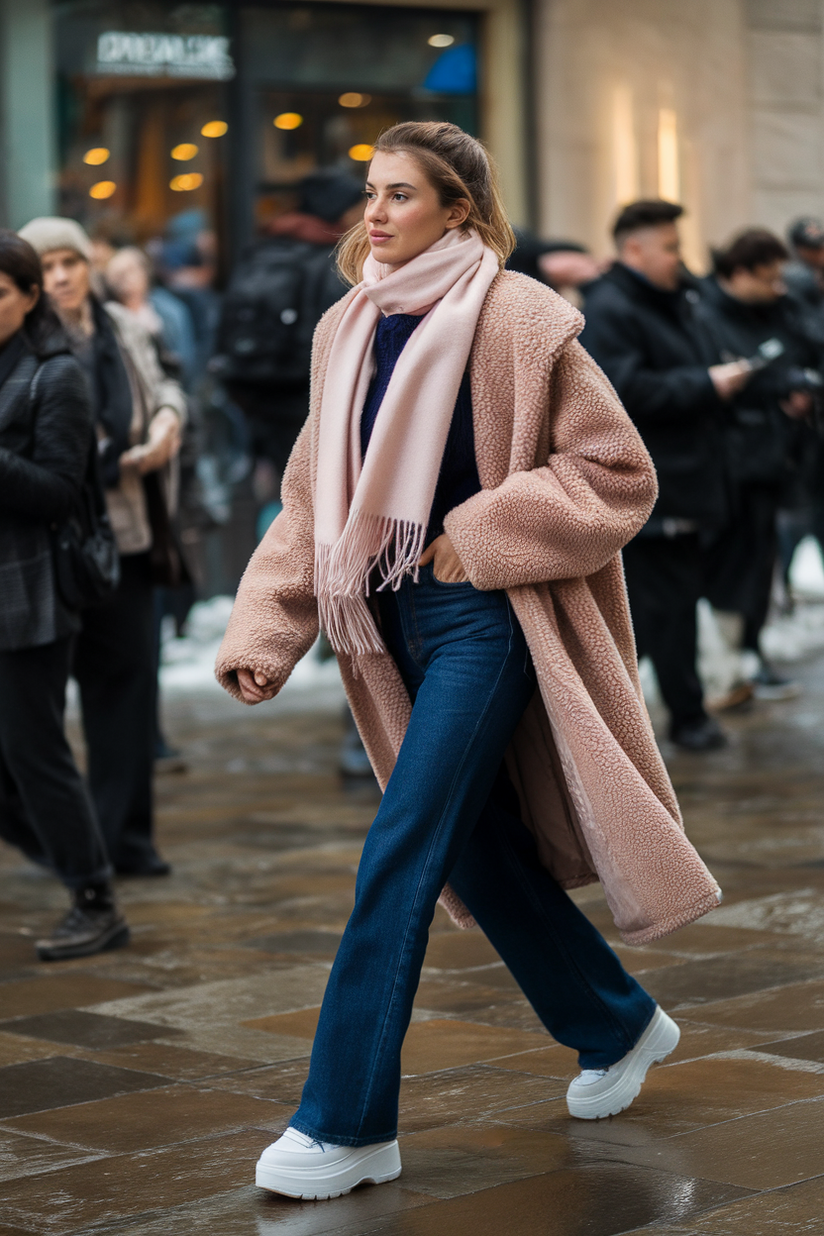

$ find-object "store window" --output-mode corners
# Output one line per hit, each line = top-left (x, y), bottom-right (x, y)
(55, 4), (230, 256)
(55, 1), (480, 266)
(242, 4), (479, 227)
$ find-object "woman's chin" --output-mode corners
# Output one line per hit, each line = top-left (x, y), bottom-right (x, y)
(369, 242), (399, 263)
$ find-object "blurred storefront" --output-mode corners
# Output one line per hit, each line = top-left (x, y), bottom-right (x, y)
(0, 0), (528, 264)
(2, 1), (823, 270)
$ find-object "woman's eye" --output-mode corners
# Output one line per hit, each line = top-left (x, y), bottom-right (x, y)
(393, 193), (408, 202)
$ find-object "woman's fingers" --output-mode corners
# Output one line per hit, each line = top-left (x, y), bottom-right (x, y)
(236, 668), (275, 703)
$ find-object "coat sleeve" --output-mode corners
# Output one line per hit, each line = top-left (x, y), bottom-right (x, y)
(580, 301), (718, 423)
(444, 340), (658, 590)
(0, 355), (92, 521)
(215, 417), (319, 701)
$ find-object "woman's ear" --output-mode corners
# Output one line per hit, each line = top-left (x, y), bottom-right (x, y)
(445, 198), (472, 230)
(26, 285), (40, 314)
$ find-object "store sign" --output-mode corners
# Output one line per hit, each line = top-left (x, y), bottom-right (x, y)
(96, 32), (235, 80)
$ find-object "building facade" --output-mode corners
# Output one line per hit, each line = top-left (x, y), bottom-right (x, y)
(0, 0), (820, 270)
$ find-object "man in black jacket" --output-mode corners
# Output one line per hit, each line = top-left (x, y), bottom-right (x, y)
(696, 228), (823, 698)
(581, 200), (750, 750)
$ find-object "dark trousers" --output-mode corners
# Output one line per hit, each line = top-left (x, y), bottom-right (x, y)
(0, 638), (110, 888)
(73, 552), (157, 869)
(704, 485), (779, 654)
(622, 533), (707, 731)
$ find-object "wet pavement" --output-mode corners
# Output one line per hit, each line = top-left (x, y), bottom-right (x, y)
(1, 655), (824, 1235)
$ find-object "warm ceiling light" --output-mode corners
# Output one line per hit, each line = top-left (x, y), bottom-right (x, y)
(274, 113), (303, 130)
(171, 143), (198, 161)
(348, 143), (374, 162)
(170, 172), (204, 192)
(338, 92), (371, 108)
(83, 147), (110, 166)
(89, 181), (116, 200)
(428, 33), (455, 47)
(201, 120), (228, 138)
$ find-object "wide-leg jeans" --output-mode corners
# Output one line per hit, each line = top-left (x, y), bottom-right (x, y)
(291, 565), (656, 1146)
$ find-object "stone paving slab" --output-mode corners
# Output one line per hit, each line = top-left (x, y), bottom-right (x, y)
(1, 657), (824, 1232)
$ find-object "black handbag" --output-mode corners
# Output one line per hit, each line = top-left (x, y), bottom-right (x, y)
(52, 432), (120, 610)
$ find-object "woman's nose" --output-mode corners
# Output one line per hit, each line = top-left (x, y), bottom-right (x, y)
(366, 198), (386, 223)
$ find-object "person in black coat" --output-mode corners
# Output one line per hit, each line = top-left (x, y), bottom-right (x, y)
(0, 230), (129, 960)
(213, 169), (365, 480)
(695, 229), (823, 697)
(581, 200), (752, 751)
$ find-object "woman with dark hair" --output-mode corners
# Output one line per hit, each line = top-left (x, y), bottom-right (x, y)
(0, 229), (128, 960)
(217, 123), (720, 1199)
(19, 216), (187, 877)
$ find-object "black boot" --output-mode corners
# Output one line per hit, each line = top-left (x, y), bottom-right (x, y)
(36, 883), (130, 962)
(669, 715), (727, 752)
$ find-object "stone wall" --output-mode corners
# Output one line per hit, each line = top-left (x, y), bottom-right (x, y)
(534, 0), (824, 268)
(745, 0), (824, 236)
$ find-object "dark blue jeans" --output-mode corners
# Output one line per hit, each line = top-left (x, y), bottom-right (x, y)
(292, 566), (655, 1146)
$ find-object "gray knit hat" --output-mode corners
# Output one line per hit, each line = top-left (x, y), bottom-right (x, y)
(18, 217), (93, 261)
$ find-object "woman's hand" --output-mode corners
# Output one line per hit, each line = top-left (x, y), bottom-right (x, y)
(119, 407), (182, 475)
(236, 668), (278, 704)
(419, 533), (469, 583)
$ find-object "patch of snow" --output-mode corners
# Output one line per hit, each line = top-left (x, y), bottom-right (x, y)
(159, 595), (345, 709)
(789, 535), (824, 599)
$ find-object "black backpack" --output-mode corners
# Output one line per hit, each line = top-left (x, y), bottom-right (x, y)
(213, 239), (339, 386)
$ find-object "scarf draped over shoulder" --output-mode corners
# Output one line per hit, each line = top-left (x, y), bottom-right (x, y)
(314, 227), (499, 654)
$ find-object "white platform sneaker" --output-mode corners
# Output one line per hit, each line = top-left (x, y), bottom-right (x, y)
(255, 1127), (402, 1200)
(566, 1005), (680, 1120)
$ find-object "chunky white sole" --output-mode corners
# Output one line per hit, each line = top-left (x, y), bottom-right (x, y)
(255, 1139), (402, 1200)
(566, 1006), (680, 1120)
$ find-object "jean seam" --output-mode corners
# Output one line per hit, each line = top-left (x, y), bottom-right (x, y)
(352, 617), (521, 1139)
(490, 823), (645, 1059)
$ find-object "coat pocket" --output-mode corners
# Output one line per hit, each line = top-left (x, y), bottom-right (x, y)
(0, 549), (58, 650)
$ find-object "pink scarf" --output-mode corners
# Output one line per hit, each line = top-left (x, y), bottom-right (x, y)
(314, 228), (499, 655)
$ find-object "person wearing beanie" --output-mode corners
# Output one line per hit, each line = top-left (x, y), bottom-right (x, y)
(19, 216), (187, 876)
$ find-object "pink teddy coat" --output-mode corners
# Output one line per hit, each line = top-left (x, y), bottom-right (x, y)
(216, 271), (721, 945)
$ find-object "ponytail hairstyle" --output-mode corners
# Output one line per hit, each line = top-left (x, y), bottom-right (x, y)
(337, 121), (516, 286)
(0, 230), (61, 353)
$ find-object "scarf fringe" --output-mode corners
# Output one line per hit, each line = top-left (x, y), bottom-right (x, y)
(316, 511), (428, 655)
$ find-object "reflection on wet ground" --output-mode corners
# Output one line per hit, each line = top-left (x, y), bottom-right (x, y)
(2, 656), (824, 1235)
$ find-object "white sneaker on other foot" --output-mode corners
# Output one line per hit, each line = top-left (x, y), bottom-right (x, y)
(566, 1005), (680, 1120)
(255, 1126), (401, 1199)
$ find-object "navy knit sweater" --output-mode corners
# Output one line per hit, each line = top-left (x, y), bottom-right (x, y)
(360, 313), (480, 545)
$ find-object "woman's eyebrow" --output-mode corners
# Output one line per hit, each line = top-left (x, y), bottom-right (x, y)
(365, 181), (418, 192)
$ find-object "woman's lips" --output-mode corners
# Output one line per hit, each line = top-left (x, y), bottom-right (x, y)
(369, 232), (392, 243)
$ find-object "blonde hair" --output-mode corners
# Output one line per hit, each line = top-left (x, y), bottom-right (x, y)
(337, 121), (516, 286)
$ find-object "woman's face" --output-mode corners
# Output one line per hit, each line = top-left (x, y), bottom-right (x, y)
(364, 150), (470, 268)
(41, 248), (91, 317)
(0, 272), (38, 348)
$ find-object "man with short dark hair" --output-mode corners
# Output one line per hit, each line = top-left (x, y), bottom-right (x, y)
(581, 200), (750, 751)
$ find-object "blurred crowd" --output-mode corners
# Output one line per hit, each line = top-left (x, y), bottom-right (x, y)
(2, 166), (824, 959)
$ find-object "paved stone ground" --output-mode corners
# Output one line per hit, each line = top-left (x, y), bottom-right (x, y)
(2, 658), (824, 1236)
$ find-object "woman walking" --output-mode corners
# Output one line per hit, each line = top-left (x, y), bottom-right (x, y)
(216, 123), (721, 1200)
(0, 231), (128, 960)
